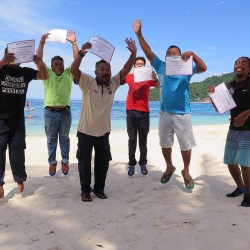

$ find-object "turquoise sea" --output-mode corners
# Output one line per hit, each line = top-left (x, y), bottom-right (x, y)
(24, 99), (230, 136)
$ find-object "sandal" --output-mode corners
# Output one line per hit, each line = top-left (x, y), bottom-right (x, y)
(49, 164), (57, 176)
(92, 189), (107, 199)
(128, 166), (135, 176)
(82, 193), (92, 202)
(160, 167), (176, 184)
(181, 170), (194, 190)
(62, 163), (69, 175)
(140, 165), (148, 175)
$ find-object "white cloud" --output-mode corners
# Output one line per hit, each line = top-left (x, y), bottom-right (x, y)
(213, 2), (224, 6)
(0, 1), (48, 38)
(0, 0), (87, 43)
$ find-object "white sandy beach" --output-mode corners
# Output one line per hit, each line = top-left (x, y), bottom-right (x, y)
(1, 124), (250, 250)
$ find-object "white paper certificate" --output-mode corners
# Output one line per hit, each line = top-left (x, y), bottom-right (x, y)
(208, 82), (237, 114)
(134, 66), (153, 82)
(85, 36), (115, 63)
(46, 29), (68, 43)
(165, 55), (193, 76)
(7, 40), (35, 64)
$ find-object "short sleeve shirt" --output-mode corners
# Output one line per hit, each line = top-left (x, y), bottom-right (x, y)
(152, 55), (197, 114)
(0, 65), (38, 119)
(124, 73), (156, 112)
(229, 79), (250, 131)
(77, 72), (121, 136)
(43, 66), (73, 107)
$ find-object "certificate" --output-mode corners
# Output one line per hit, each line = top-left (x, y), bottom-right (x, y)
(208, 82), (237, 114)
(85, 36), (115, 63)
(134, 66), (153, 82)
(165, 55), (193, 76)
(7, 40), (35, 64)
(46, 29), (68, 43)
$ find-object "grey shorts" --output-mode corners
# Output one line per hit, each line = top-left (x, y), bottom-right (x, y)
(224, 129), (250, 167)
(158, 111), (196, 151)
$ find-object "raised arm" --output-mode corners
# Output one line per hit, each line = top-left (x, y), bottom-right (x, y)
(33, 55), (48, 80)
(36, 33), (49, 59)
(70, 42), (91, 82)
(0, 53), (15, 69)
(66, 30), (79, 60)
(120, 38), (137, 80)
(132, 19), (155, 63)
(181, 51), (207, 73)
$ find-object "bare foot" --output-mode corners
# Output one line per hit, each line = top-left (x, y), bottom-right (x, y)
(0, 186), (4, 198)
(17, 181), (24, 193)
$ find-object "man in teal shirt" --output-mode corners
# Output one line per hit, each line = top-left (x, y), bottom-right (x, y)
(133, 19), (207, 189)
(36, 30), (78, 176)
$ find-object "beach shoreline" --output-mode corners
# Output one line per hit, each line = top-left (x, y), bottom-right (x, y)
(24, 99), (231, 136)
(1, 124), (250, 250)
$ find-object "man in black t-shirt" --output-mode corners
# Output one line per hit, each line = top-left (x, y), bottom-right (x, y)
(0, 49), (48, 198)
(208, 56), (250, 207)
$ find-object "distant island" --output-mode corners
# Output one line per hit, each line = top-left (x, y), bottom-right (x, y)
(149, 72), (234, 102)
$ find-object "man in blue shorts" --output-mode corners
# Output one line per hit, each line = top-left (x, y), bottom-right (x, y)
(208, 56), (250, 207)
(133, 19), (207, 189)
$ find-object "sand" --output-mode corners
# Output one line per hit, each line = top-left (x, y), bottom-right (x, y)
(1, 124), (250, 250)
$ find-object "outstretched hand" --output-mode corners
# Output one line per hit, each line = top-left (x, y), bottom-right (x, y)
(125, 38), (137, 54)
(40, 33), (50, 44)
(132, 19), (142, 35)
(207, 86), (215, 93)
(181, 51), (193, 61)
(79, 42), (91, 54)
(207, 86), (218, 111)
(1, 53), (16, 64)
(66, 30), (76, 43)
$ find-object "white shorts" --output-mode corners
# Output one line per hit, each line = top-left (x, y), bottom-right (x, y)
(158, 111), (196, 151)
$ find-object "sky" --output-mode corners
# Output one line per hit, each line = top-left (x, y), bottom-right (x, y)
(0, 0), (249, 101)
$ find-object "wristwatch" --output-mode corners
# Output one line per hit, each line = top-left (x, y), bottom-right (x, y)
(78, 50), (85, 57)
